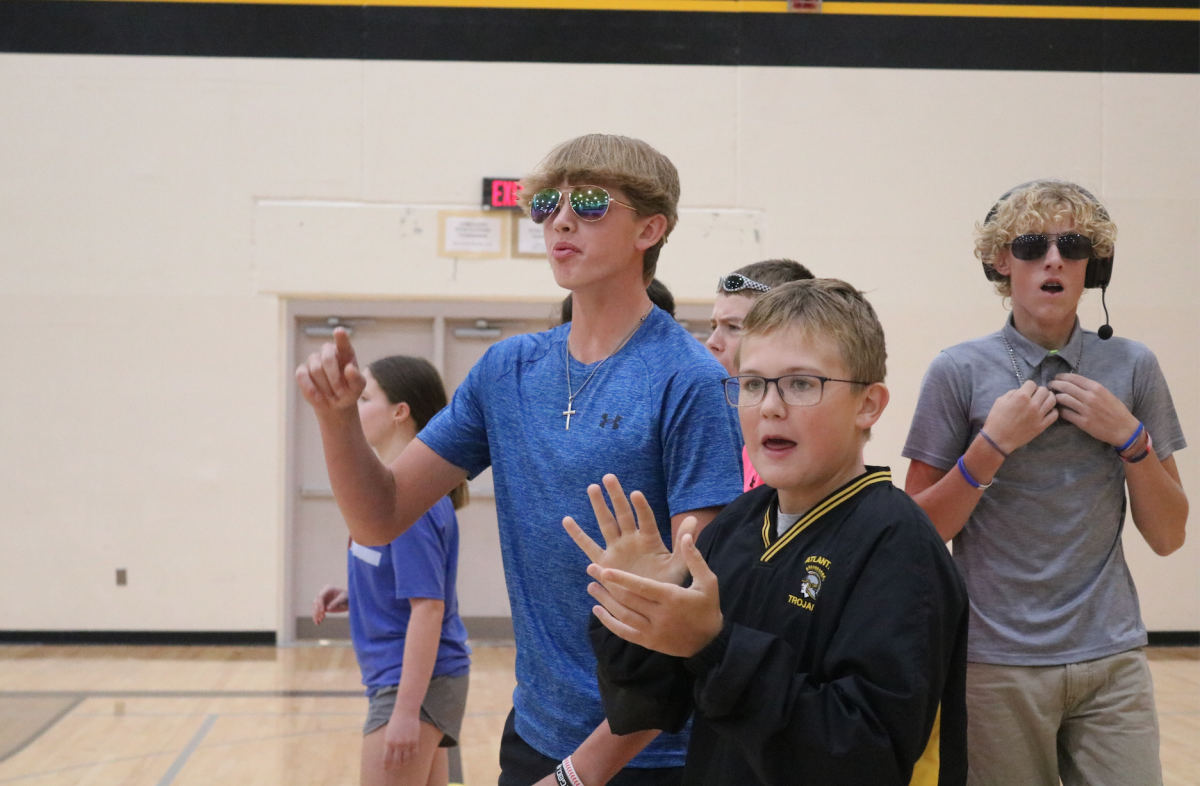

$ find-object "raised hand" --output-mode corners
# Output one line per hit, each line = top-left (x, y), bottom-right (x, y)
(587, 533), (723, 658)
(563, 474), (696, 587)
(295, 327), (367, 415)
(1049, 373), (1141, 446)
(312, 585), (348, 624)
(981, 380), (1059, 454)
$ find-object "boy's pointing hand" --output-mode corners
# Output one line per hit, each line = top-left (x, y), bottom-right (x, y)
(586, 533), (723, 658)
(296, 327), (367, 414)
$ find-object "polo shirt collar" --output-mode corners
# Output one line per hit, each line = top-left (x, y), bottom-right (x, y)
(1001, 315), (1084, 372)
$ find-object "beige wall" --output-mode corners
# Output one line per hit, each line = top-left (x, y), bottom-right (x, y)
(1, 54), (1195, 632)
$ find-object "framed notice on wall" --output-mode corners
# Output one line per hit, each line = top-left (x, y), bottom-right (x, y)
(512, 215), (546, 258)
(438, 210), (507, 259)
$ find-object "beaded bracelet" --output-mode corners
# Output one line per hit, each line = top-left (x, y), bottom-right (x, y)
(1120, 433), (1154, 464)
(1116, 422), (1145, 454)
(957, 456), (992, 490)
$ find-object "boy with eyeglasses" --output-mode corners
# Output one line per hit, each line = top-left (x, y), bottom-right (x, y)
(297, 134), (742, 786)
(706, 259), (814, 490)
(903, 180), (1187, 786)
(565, 279), (969, 786)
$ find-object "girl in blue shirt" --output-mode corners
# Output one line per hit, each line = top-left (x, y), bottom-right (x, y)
(313, 355), (471, 786)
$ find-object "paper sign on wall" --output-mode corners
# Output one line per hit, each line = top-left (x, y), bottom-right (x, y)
(513, 215), (547, 258)
(438, 210), (506, 258)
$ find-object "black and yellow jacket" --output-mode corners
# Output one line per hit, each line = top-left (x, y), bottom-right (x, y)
(591, 468), (968, 786)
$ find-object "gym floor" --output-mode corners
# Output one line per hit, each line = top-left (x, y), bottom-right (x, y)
(0, 644), (1194, 785)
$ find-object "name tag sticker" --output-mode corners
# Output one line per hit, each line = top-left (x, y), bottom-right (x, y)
(350, 541), (382, 567)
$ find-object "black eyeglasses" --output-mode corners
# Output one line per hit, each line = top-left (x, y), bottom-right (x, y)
(1008, 233), (1093, 261)
(722, 374), (869, 407)
(718, 274), (771, 294)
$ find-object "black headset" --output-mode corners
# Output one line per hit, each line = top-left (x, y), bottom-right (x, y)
(982, 180), (1115, 339)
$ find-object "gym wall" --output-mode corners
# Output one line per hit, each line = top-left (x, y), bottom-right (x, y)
(1, 0), (1196, 637)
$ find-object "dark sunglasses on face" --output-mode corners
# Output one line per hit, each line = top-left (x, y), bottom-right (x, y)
(718, 273), (771, 294)
(1008, 233), (1094, 261)
(528, 185), (636, 224)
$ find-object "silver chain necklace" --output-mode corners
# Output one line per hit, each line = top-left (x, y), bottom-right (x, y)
(1001, 332), (1083, 386)
(563, 305), (653, 430)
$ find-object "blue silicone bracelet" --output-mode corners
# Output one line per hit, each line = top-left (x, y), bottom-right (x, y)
(957, 456), (991, 490)
(1116, 422), (1145, 453)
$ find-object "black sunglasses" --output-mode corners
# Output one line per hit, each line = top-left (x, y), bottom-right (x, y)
(1008, 233), (1093, 261)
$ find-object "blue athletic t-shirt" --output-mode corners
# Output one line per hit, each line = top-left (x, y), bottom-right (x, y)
(348, 495), (471, 696)
(418, 306), (743, 766)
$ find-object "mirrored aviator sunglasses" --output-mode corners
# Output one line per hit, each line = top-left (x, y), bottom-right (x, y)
(529, 186), (632, 224)
(1009, 233), (1093, 261)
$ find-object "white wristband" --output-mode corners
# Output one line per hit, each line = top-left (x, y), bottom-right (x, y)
(562, 756), (586, 786)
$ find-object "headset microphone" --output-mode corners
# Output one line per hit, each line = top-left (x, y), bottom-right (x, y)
(1097, 289), (1113, 340)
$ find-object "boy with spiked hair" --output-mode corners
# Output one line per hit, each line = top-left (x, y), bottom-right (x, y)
(296, 134), (742, 785)
(566, 279), (969, 786)
(904, 180), (1187, 786)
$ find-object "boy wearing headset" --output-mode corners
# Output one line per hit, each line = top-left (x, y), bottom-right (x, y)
(298, 134), (742, 786)
(903, 180), (1188, 786)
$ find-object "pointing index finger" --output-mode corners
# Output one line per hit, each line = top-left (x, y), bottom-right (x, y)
(334, 327), (357, 366)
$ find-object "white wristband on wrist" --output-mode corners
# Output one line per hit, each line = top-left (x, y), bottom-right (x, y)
(561, 755), (585, 786)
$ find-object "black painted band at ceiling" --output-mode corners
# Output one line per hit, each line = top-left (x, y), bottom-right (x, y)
(0, 2), (1197, 74)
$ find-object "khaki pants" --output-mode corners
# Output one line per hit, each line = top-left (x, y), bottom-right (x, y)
(966, 649), (1162, 786)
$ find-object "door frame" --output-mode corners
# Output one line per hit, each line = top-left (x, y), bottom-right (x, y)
(279, 297), (714, 642)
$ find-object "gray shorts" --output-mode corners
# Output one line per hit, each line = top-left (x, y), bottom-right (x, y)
(364, 673), (470, 747)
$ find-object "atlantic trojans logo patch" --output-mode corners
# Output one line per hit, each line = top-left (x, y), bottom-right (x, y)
(787, 556), (831, 612)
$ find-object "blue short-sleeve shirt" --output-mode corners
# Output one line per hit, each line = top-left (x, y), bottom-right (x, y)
(348, 495), (471, 695)
(419, 306), (743, 765)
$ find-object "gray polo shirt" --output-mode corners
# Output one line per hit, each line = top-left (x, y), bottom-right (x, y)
(903, 317), (1185, 666)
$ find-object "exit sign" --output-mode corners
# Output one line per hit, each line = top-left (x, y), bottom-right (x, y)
(482, 178), (523, 211)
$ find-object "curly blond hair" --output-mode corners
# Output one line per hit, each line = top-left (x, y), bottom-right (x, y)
(519, 134), (680, 280)
(976, 180), (1117, 297)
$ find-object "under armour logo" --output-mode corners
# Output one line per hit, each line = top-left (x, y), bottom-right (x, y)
(599, 413), (623, 430)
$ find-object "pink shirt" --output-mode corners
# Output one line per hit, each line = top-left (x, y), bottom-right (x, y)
(742, 445), (764, 491)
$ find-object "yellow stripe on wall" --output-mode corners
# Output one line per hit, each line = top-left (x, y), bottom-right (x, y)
(825, 2), (1200, 19)
(76, 0), (1200, 22)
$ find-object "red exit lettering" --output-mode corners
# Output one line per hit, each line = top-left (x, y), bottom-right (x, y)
(490, 179), (522, 208)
